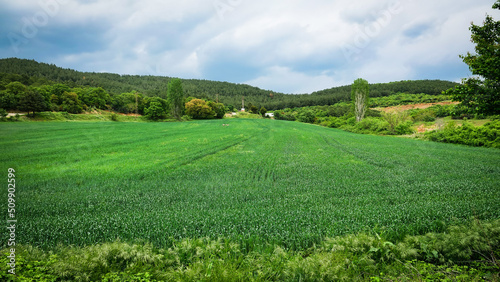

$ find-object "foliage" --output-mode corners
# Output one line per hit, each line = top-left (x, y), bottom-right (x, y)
(144, 101), (166, 121)
(447, 1), (500, 115)
(296, 109), (316, 123)
(369, 93), (452, 107)
(110, 112), (119, 122)
(381, 110), (413, 135)
(185, 99), (216, 119)
(424, 120), (500, 148)
(17, 88), (47, 116)
(351, 78), (370, 122)
(0, 108), (7, 120)
(112, 91), (145, 114)
(207, 101), (226, 119)
(0, 219), (498, 281)
(78, 87), (111, 110)
(167, 78), (184, 119)
(0, 58), (458, 110)
(259, 106), (267, 117)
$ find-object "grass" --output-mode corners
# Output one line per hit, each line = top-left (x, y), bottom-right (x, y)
(1, 119), (499, 252)
(1, 219), (499, 281)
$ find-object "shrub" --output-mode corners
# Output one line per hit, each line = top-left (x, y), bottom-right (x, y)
(0, 108), (7, 120)
(144, 101), (166, 120)
(410, 108), (436, 122)
(110, 113), (119, 122)
(425, 120), (500, 148)
(382, 110), (410, 135)
(297, 110), (316, 123)
(396, 121), (415, 135)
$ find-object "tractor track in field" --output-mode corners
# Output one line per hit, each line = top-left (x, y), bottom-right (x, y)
(177, 123), (272, 168)
(177, 136), (253, 168)
(320, 133), (394, 169)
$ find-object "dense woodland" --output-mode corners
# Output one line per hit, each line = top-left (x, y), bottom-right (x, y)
(0, 58), (458, 112)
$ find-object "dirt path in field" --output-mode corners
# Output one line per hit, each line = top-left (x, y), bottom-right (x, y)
(374, 101), (459, 113)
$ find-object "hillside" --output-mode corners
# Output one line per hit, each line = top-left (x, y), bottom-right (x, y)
(0, 58), (458, 110)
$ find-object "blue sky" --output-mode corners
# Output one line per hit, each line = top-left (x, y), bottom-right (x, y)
(1, 0), (499, 94)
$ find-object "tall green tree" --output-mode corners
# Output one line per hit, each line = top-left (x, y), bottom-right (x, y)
(60, 92), (83, 114)
(447, 1), (500, 115)
(167, 79), (184, 119)
(351, 78), (369, 122)
(18, 89), (47, 116)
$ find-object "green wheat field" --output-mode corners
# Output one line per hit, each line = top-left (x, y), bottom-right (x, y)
(1, 119), (499, 250)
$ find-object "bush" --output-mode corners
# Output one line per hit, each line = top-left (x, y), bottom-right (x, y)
(274, 110), (296, 121)
(144, 101), (166, 120)
(110, 113), (119, 121)
(382, 110), (411, 135)
(410, 108), (436, 122)
(425, 120), (500, 148)
(297, 110), (316, 123)
(0, 108), (7, 121)
(395, 120), (415, 135)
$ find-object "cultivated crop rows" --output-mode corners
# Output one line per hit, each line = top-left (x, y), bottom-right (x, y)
(1, 119), (499, 250)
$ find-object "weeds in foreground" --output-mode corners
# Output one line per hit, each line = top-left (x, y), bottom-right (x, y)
(1, 219), (498, 281)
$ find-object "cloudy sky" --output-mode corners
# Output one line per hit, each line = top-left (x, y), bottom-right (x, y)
(1, 0), (498, 94)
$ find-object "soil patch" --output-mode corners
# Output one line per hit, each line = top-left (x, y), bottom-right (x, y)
(374, 101), (459, 113)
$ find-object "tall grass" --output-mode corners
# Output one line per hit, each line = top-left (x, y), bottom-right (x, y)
(1, 219), (499, 281)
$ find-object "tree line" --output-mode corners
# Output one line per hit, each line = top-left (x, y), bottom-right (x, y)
(0, 74), (229, 121)
(0, 58), (458, 111)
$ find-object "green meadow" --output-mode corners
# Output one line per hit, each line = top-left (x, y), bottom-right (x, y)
(1, 119), (499, 251)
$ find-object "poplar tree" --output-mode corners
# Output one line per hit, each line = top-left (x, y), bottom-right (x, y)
(167, 78), (184, 120)
(351, 78), (369, 122)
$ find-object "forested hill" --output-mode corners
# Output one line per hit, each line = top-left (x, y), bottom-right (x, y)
(0, 58), (458, 110)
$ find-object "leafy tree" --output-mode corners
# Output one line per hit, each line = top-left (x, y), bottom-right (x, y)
(260, 107), (267, 116)
(50, 84), (71, 105)
(60, 92), (83, 114)
(167, 79), (184, 119)
(208, 101), (226, 119)
(446, 1), (500, 115)
(0, 81), (26, 110)
(249, 105), (259, 114)
(79, 87), (110, 109)
(112, 92), (144, 114)
(351, 78), (370, 122)
(0, 90), (18, 110)
(144, 101), (166, 120)
(18, 89), (47, 116)
(226, 104), (235, 112)
(185, 99), (215, 119)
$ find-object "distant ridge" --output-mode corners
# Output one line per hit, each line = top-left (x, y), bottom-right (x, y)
(0, 58), (458, 110)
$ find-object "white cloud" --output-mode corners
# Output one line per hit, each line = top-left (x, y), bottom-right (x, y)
(244, 66), (338, 94)
(2, 0), (499, 93)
